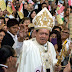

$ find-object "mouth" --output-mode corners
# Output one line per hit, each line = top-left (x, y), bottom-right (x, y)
(40, 39), (46, 41)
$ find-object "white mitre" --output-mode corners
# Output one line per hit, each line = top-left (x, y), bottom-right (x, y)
(32, 7), (54, 31)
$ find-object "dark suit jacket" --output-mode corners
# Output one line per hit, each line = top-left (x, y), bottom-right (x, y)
(23, 9), (29, 17)
(1, 32), (15, 47)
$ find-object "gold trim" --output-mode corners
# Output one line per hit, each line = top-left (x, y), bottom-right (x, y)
(34, 27), (52, 31)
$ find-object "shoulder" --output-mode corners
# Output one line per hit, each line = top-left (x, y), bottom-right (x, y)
(47, 41), (54, 47)
(47, 41), (55, 51)
(5, 32), (13, 39)
(1, 32), (14, 47)
(23, 39), (34, 45)
(22, 39), (36, 53)
(4, 32), (14, 41)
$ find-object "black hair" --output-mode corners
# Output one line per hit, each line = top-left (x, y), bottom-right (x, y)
(25, 1), (28, 4)
(20, 17), (30, 24)
(36, 29), (39, 32)
(0, 45), (15, 64)
(42, 2), (47, 6)
(49, 30), (62, 52)
(41, 2), (48, 9)
(52, 26), (62, 32)
(29, 9), (38, 23)
(7, 18), (19, 28)
(0, 29), (6, 33)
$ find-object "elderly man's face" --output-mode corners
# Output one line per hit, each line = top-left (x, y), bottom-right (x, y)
(36, 29), (49, 45)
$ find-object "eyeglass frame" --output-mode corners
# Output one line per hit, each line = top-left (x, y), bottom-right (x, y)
(61, 31), (70, 34)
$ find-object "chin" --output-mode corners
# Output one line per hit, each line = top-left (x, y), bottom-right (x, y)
(40, 42), (47, 45)
(13, 33), (17, 35)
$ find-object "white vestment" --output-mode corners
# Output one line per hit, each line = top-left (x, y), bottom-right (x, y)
(17, 38), (57, 72)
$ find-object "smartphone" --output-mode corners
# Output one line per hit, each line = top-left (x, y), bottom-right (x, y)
(51, 38), (57, 45)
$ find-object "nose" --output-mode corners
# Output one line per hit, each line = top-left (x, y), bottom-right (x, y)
(15, 28), (18, 32)
(42, 34), (46, 37)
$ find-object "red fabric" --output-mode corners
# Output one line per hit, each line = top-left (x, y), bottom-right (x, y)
(19, 3), (23, 11)
(57, 6), (65, 14)
(11, 2), (16, 11)
(68, 0), (72, 6)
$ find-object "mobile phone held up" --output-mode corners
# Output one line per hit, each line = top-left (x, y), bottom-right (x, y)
(51, 38), (57, 45)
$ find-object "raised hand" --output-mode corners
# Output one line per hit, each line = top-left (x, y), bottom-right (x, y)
(63, 61), (71, 72)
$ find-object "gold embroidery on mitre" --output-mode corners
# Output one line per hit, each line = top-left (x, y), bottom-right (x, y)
(33, 8), (54, 31)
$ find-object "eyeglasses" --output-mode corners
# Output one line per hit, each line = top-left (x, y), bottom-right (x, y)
(62, 31), (69, 34)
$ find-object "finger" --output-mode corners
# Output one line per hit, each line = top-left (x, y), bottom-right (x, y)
(6, 59), (11, 68)
(2, 67), (7, 72)
(17, 63), (19, 69)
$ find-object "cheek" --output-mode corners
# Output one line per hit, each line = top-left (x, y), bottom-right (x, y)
(31, 14), (33, 18)
(11, 29), (14, 32)
(11, 29), (15, 33)
(46, 36), (49, 40)
(49, 37), (51, 41)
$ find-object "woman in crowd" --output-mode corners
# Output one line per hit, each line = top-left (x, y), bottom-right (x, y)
(29, 9), (37, 23)
(49, 30), (62, 58)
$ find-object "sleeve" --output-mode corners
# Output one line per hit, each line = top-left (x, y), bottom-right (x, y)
(50, 42), (58, 66)
(15, 39), (23, 56)
(17, 41), (30, 72)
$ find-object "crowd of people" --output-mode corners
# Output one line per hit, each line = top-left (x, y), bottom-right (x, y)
(0, 0), (72, 72)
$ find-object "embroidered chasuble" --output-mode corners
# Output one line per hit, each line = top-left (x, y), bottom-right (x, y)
(17, 38), (57, 72)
